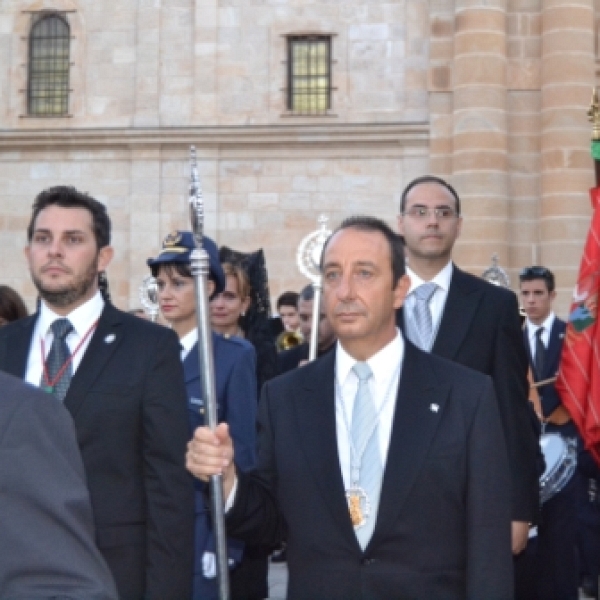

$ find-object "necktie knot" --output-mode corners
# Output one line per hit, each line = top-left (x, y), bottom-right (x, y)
(535, 327), (544, 341)
(51, 318), (73, 341)
(414, 282), (437, 303)
(352, 361), (372, 382)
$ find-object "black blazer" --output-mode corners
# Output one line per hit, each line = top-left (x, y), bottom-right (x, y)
(0, 371), (117, 599)
(0, 304), (194, 600)
(397, 266), (539, 522)
(227, 342), (514, 600)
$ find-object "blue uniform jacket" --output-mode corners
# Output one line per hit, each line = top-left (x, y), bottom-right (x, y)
(184, 332), (257, 599)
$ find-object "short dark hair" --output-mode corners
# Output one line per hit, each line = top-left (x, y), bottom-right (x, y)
(277, 291), (299, 310)
(299, 284), (315, 302)
(27, 186), (111, 249)
(320, 215), (406, 287)
(519, 266), (555, 293)
(150, 261), (191, 280)
(0, 285), (28, 323)
(399, 175), (461, 215)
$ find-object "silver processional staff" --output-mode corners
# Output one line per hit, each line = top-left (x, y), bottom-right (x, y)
(188, 146), (230, 600)
(296, 215), (332, 361)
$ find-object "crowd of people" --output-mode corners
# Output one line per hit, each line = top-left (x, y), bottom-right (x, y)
(0, 178), (599, 600)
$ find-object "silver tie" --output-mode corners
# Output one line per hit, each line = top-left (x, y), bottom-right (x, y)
(408, 282), (437, 351)
(42, 318), (74, 402)
(351, 362), (382, 549)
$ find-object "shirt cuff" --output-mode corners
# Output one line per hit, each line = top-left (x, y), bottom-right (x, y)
(224, 475), (238, 513)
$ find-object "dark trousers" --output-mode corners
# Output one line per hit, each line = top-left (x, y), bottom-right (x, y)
(515, 472), (582, 600)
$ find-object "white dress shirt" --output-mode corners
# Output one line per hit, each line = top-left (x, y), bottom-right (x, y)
(25, 292), (105, 387)
(179, 329), (198, 361)
(226, 330), (405, 509)
(525, 313), (555, 359)
(404, 262), (453, 342)
(335, 330), (403, 486)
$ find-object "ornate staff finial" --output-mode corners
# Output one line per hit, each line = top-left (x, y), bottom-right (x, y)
(296, 214), (332, 284)
(481, 253), (510, 288)
(588, 88), (600, 142)
(189, 145), (204, 247)
(139, 275), (159, 322)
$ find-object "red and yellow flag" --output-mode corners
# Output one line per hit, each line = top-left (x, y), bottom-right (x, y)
(556, 187), (600, 465)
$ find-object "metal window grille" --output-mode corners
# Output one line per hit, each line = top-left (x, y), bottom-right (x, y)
(287, 36), (331, 115)
(28, 14), (70, 116)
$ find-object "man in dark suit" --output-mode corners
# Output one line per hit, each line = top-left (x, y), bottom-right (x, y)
(187, 216), (513, 599)
(278, 283), (336, 374)
(0, 370), (117, 599)
(0, 186), (194, 599)
(518, 266), (581, 600)
(396, 175), (539, 554)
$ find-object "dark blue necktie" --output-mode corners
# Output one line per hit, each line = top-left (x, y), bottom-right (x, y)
(42, 318), (74, 402)
(534, 327), (546, 377)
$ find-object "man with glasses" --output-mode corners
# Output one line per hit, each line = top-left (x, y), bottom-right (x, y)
(519, 266), (581, 600)
(396, 175), (539, 557)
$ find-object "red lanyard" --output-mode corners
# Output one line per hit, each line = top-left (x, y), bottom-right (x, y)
(40, 320), (99, 390)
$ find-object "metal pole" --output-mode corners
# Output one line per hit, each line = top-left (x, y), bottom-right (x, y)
(188, 146), (230, 600)
(297, 215), (331, 363)
(308, 279), (322, 362)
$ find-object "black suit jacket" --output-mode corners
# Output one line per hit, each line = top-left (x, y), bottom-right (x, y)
(277, 341), (335, 374)
(227, 343), (513, 600)
(0, 304), (194, 599)
(0, 371), (117, 599)
(397, 266), (539, 522)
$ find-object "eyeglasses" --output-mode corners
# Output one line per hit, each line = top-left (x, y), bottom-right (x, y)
(401, 206), (459, 220)
(519, 266), (551, 278)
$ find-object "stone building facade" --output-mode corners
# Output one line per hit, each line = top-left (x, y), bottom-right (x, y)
(0, 0), (598, 315)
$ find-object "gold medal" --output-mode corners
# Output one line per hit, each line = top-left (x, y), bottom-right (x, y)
(346, 487), (370, 529)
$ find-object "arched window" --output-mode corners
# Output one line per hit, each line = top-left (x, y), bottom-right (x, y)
(28, 13), (70, 116)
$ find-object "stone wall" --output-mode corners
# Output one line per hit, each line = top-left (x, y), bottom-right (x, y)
(0, 0), (598, 317)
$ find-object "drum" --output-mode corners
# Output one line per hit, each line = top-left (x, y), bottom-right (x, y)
(539, 433), (577, 504)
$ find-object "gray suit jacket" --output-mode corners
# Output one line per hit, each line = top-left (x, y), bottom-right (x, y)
(0, 370), (117, 599)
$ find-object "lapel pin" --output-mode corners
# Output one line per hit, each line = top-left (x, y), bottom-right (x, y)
(104, 333), (116, 344)
(559, 333), (565, 339)
(430, 403), (439, 413)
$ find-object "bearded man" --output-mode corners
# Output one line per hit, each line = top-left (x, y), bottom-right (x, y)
(0, 186), (194, 599)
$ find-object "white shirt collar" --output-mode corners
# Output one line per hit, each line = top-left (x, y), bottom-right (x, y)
(526, 312), (555, 339)
(39, 291), (104, 337)
(180, 328), (198, 358)
(336, 329), (404, 385)
(406, 261), (453, 294)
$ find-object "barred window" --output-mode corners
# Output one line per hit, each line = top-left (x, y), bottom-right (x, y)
(28, 13), (70, 116)
(287, 36), (331, 115)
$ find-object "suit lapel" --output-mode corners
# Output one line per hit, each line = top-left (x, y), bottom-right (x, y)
(2, 315), (37, 379)
(523, 328), (534, 370)
(293, 351), (359, 548)
(64, 304), (125, 417)
(369, 342), (450, 549)
(544, 319), (565, 379)
(432, 266), (484, 360)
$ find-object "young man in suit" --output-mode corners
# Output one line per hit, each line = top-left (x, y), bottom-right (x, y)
(519, 266), (581, 600)
(187, 216), (513, 600)
(0, 186), (194, 599)
(0, 370), (117, 599)
(396, 175), (539, 555)
(277, 283), (337, 374)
